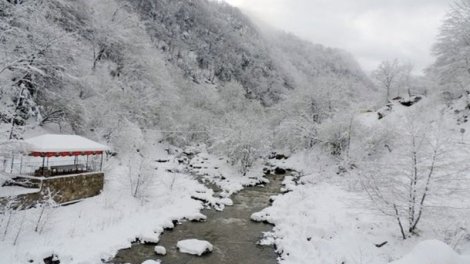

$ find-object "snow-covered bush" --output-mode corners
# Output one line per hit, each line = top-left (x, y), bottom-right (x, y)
(109, 118), (144, 157)
(317, 117), (351, 157)
(210, 112), (270, 175)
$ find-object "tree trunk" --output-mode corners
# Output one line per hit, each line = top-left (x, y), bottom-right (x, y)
(394, 204), (407, 240)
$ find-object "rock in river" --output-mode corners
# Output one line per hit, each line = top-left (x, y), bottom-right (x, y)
(176, 239), (213, 256)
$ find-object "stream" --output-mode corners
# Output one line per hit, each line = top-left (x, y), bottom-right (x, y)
(111, 173), (286, 264)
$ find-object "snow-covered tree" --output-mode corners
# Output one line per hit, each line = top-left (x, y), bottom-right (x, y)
(373, 59), (410, 102)
(432, 0), (470, 96)
(360, 109), (469, 239)
(210, 82), (270, 174)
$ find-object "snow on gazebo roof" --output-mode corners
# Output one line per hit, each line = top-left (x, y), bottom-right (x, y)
(24, 134), (109, 155)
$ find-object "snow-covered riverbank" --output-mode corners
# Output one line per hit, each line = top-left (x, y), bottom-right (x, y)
(253, 151), (470, 263)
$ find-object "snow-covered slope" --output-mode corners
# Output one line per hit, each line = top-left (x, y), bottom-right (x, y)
(252, 95), (470, 263)
(391, 240), (470, 264)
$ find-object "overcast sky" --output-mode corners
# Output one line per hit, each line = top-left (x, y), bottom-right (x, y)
(224, 0), (451, 74)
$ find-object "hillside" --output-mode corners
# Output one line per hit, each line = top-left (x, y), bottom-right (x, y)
(0, 0), (375, 152)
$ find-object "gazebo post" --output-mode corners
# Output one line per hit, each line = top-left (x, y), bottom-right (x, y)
(86, 155), (89, 171)
(74, 155), (78, 173)
(100, 153), (104, 171)
(42, 155), (46, 176)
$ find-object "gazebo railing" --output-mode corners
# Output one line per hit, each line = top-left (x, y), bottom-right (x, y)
(3, 158), (102, 177)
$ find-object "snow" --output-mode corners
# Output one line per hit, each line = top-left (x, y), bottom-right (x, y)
(390, 240), (470, 264)
(0, 186), (40, 197)
(154, 246), (166, 255)
(141, 260), (161, 264)
(253, 146), (470, 264)
(176, 239), (213, 256)
(23, 134), (109, 153)
(184, 212), (207, 222)
(187, 149), (269, 196)
(138, 232), (161, 244)
(254, 177), (391, 263)
(0, 140), (32, 155)
(280, 176), (296, 193)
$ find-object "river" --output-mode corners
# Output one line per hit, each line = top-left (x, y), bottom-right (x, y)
(111, 172), (287, 264)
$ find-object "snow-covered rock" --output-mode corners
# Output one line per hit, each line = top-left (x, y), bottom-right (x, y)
(141, 260), (161, 264)
(280, 176), (296, 193)
(154, 246), (166, 256)
(251, 211), (271, 223)
(390, 240), (470, 264)
(176, 239), (213, 256)
(138, 232), (160, 244)
(185, 212), (207, 222)
(219, 197), (233, 206)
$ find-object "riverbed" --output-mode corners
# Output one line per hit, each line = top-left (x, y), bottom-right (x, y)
(111, 173), (286, 264)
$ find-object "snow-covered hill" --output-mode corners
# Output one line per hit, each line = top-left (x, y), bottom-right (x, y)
(0, 0), (374, 143)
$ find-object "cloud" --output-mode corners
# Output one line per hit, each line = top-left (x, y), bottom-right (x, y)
(225, 0), (450, 74)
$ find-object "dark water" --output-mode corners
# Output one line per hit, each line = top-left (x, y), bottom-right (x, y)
(111, 174), (285, 264)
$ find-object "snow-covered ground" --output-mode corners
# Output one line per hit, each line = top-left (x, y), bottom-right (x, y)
(0, 161), (202, 263)
(253, 151), (470, 263)
(252, 96), (470, 264)
(0, 186), (40, 196)
(390, 240), (470, 264)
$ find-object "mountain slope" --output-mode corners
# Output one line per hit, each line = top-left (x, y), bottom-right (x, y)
(0, 0), (376, 161)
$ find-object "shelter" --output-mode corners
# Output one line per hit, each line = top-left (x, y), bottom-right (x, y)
(5, 134), (109, 177)
(1, 134), (110, 207)
(22, 134), (108, 176)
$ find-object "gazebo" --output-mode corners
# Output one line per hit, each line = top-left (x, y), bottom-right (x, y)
(20, 134), (109, 177)
(1, 134), (109, 207)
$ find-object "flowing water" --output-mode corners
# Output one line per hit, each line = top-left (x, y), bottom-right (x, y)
(111, 173), (286, 264)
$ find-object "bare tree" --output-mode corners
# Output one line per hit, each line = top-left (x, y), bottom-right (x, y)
(400, 63), (415, 97)
(1, 200), (16, 241)
(38, 104), (65, 127)
(128, 157), (156, 201)
(372, 59), (403, 102)
(34, 188), (58, 234)
(360, 113), (469, 239)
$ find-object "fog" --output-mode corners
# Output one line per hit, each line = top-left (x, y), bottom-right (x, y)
(226, 0), (450, 74)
